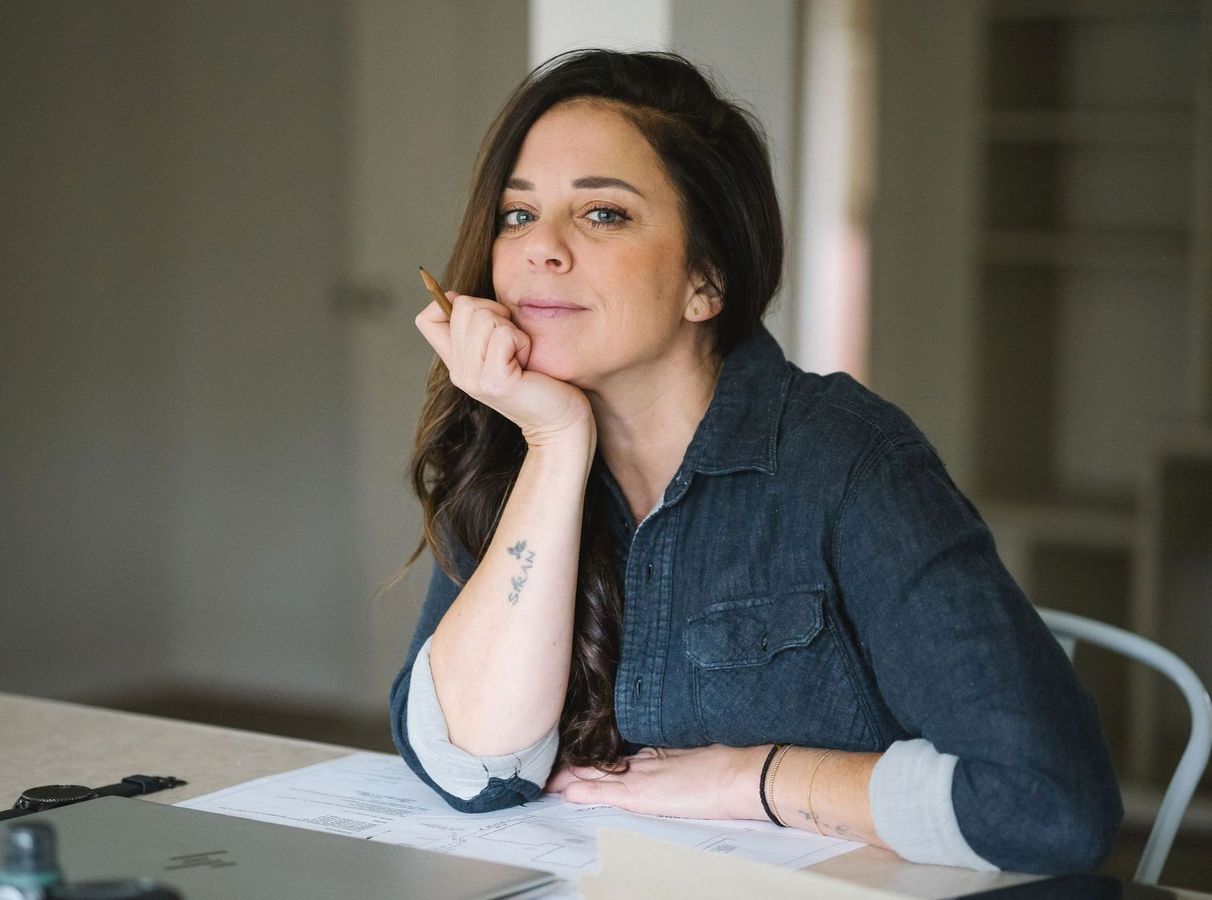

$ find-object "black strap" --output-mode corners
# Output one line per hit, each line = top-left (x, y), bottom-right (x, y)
(758, 744), (785, 827)
(1, 776), (187, 821)
(94, 776), (187, 799)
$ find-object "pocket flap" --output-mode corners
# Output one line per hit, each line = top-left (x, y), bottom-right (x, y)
(685, 588), (825, 669)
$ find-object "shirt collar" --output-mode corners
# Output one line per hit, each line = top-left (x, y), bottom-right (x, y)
(680, 323), (792, 478)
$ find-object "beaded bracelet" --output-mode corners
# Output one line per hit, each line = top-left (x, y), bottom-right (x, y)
(765, 744), (794, 827)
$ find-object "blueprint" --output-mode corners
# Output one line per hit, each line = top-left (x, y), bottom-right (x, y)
(178, 752), (861, 892)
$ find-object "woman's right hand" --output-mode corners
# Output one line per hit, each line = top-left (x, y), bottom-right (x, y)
(416, 293), (595, 447)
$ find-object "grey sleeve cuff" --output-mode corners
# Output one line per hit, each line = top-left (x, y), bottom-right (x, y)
(405, 636), (560, 801)
(869, 738), (998, 871)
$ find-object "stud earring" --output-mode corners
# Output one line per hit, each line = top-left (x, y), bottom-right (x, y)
(692, 306), (700, 315)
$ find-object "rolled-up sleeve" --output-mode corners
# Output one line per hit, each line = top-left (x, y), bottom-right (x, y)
(389, 543), (553, 813)
(407, 636), (559, 800)
(833, 440), (1122, 873)
(869, 738), (996, 869)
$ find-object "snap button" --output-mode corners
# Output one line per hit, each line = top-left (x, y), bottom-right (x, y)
(635, 676), (643, 696)
(761, 635), (768, 651)
(645, 563), (654, 582)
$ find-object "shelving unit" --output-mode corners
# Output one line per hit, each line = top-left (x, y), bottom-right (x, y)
(973, 0), (1212, 789)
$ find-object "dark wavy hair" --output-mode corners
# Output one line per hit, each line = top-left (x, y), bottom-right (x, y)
(408, 49), (783, 769)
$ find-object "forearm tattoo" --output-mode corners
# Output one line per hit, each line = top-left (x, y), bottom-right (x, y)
(506, 539), (535, 605)
(798, 808), (850, 838)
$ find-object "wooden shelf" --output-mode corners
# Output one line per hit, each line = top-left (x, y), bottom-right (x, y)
(983, 229), (1190, 270)
(987, 109), (1194, 145)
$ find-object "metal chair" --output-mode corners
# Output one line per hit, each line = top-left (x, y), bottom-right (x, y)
(1038, 607), (1212, 885)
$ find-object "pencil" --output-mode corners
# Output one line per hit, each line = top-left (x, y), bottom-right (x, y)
(419, 267), (454, 316)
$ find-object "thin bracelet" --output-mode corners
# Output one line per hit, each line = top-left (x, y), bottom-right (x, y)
(766, 744), (794, 827)
(758, 744), (784, 826)
(806, 748), (839, 836)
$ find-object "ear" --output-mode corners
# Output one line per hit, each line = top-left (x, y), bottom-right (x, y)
(683, 270), (724, 323)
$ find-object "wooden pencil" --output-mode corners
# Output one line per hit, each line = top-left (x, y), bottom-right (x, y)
(419, 267), (454, 316)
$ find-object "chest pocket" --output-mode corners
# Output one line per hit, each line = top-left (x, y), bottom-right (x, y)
(686, 591), (824, 669)
(684, 588), (877, 749)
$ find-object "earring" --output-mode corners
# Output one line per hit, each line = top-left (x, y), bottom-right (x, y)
(692, 306), (700, 315)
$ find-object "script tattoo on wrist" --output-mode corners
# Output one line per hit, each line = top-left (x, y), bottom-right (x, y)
(799, 809), (849, 837)
(506, 539), (535, 605)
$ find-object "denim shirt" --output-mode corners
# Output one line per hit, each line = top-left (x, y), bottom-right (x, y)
(390, 324), (1122, 874)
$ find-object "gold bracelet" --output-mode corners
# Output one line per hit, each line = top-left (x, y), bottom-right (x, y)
(765, 744), (794, 827)
(806, 749), (838, 836)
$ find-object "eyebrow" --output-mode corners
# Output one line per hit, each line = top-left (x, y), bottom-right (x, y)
(505, 176), (645, 198)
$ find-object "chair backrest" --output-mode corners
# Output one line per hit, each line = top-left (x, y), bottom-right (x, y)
(1037, 607), (1212, 885)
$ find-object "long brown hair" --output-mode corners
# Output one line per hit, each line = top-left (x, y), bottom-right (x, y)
(408, 50), (783, 768)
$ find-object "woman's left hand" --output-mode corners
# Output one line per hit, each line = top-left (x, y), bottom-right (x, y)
(545, 744), (766, 821)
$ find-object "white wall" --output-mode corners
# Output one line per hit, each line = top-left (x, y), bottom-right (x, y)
(794, 0), (873, 380)
(1, 2), (175, 698)
(154, 1), (362, 706)
(530, 0), (670, 61)
(2, 0), (367, 706)
(866, 0), (983, 489)
(0, 1), (530, 718)
(669, 0), (802, 362)
(343, 0), (531, 714)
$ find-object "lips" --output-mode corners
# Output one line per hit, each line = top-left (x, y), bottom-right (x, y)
(517, 297), (586, 310)
(514, 297), (588, 321)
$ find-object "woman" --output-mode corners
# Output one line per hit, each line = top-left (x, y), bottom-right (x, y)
(391, 49), (1121, 874)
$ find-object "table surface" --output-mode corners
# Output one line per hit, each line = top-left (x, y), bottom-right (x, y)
(1, 692), (1203, 899)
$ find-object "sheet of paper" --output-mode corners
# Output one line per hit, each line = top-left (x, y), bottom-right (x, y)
(586, 828), (908, 900)
(178, 751), (861, 891)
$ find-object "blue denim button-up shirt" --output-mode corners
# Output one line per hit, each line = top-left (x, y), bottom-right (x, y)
(391, 324), (1122, 873)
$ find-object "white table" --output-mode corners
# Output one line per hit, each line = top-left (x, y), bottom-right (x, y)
(1, 692), (1201, 898)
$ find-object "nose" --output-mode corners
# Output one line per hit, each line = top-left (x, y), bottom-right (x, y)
(523, 218), (571, 273)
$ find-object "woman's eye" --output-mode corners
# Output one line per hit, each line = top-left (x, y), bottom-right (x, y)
(500, 209), (535, 228)
(587, 207), (626, 226)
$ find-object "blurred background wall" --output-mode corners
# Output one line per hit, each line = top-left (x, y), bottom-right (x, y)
(2, 0), (1210, 884)
(2, 0), (531, 725)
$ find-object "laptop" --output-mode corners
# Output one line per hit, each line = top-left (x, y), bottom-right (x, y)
(12, 796), (558, 899)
